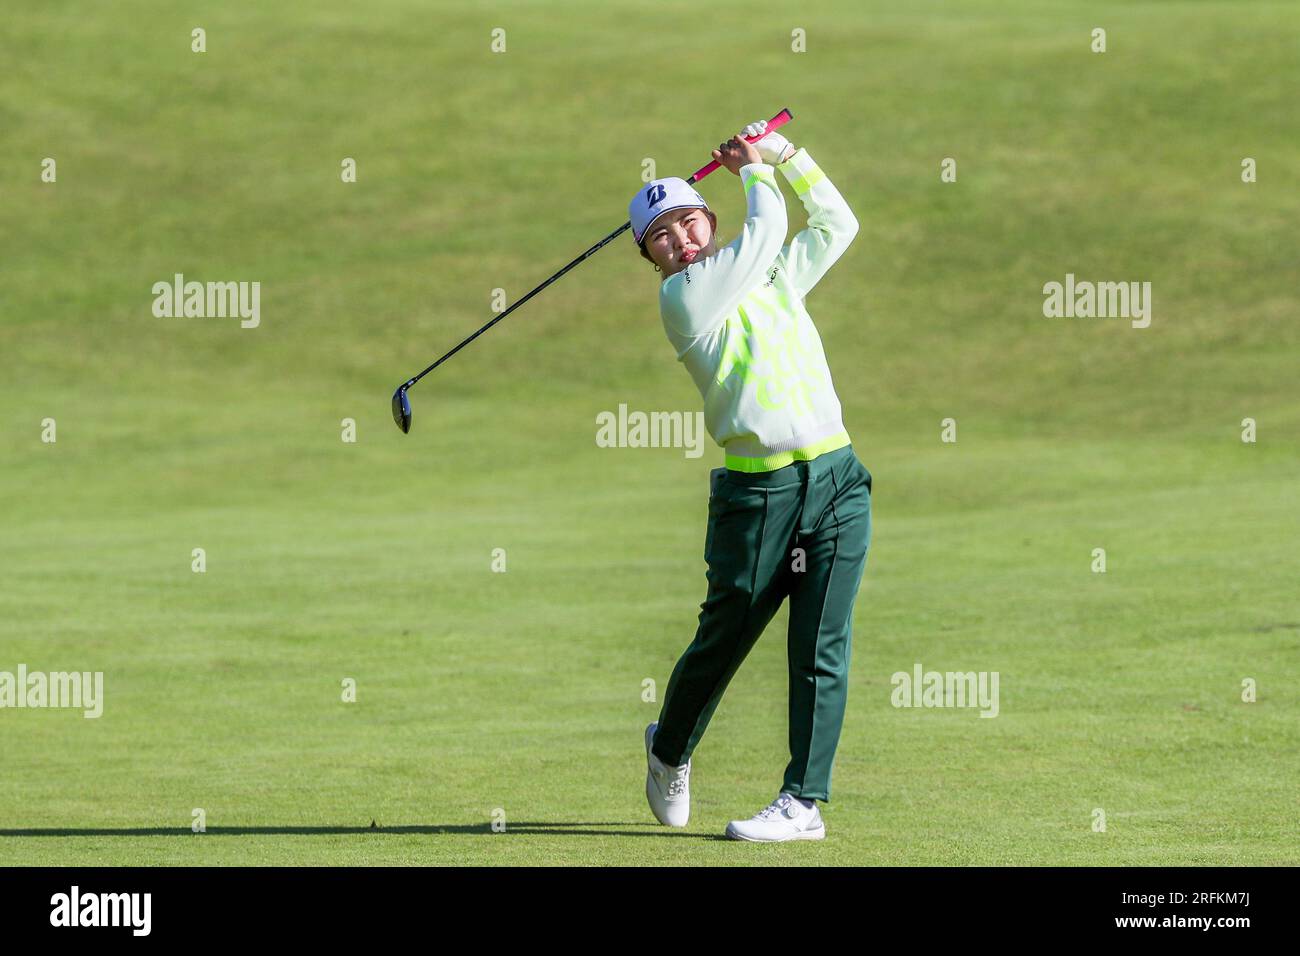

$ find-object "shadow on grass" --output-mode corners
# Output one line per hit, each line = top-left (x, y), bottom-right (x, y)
(0, 823), (727, 840)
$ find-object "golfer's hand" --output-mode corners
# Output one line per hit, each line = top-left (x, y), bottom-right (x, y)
(712, 132), (763, 176)
(742, 119), (796, 165)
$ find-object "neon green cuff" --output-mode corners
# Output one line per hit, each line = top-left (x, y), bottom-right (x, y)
(743, 168), (778, 193)
(777, 148), (825, 196)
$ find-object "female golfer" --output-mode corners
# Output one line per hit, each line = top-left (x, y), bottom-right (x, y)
(630, 119), (872, 842)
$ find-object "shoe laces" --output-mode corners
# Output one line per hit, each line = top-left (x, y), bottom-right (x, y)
(667, 763), (690, 797)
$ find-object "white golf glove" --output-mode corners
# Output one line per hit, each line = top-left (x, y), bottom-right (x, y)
(743, 119), (796, 165)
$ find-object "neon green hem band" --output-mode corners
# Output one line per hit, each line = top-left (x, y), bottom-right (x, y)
(724, 431), (851, 473)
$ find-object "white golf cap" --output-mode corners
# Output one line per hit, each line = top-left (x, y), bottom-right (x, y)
(629, 177), (709, 246)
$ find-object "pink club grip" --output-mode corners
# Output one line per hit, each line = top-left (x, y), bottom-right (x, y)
(687, 108), (794, 184)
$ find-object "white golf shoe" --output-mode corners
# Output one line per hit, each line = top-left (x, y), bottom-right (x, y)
(644, 722), (691, 827)
(725, 792), (825, 842)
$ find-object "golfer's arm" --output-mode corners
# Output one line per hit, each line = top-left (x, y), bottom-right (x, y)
(776, 147), (859, 298)
(659, 163), (787, 338)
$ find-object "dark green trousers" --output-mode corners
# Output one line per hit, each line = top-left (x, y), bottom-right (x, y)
(652, 444), (873, 802)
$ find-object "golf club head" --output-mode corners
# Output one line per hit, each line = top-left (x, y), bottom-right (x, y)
(391, 385), (412, 433)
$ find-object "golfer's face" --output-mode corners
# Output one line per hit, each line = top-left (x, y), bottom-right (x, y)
(646, 208), (713, 276)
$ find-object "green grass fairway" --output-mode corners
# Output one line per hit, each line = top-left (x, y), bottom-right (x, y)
(2, 0), (1297, 865)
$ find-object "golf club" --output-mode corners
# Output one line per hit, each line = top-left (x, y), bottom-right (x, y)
(390, 107), (795, 433)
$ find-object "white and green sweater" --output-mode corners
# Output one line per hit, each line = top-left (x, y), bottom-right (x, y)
(658, 147), (859, 473)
